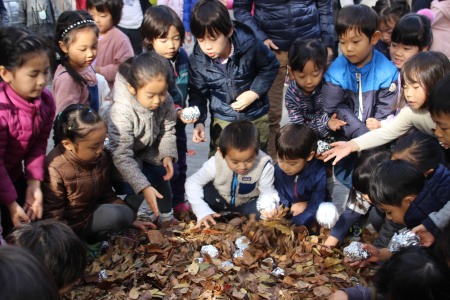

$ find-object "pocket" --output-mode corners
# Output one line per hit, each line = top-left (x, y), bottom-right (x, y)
(238, 182), (257, 195)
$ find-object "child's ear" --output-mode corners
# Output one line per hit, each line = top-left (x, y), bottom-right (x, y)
(307, 151), (315, 161)
(287, 65), (294, 79)
(227, 27), (234, 39)
(61, 139), (74, 151)
(127, 83), (136, 95)
(58, 41), (68, 54)
(424, 168), (434, 177)
(217, 147), (224, 157)
(0, 66), (12, 83)
(371, 31), (381, 45)
(403, 195), (416, 206)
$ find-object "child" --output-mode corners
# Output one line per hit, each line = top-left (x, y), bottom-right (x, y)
(274, 124), (328, 227)
(53, 10), (99, 114)
(107, 52), (178, 226)
(8, 219), (86, 296)
(430, 0), (450, 58)
(188, 0), (279, 155)
(185, 120), (279, 229)
(325, 51), (450, 165)
(43, 104), (136, 256)
(0, 27), (55, 236)
(0, 246), (59, 300)
(18, 0), (56, 37)
(140, 5), (190, 217)
(285, 38), (346, 139)
(87, 0), (134, 89)
(430, 72), (450, 150)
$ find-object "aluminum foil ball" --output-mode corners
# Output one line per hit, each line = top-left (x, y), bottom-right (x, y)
(235, 236), (250, 250)
(221, 260), (234, 267)
(181, 106), (200, 121)
(317, 140), (332, 154)
(388, 229), (420, 253)
(256, 194), (279, 214)
(343, 241), (371, 262)
(316, 202), (339, 228)
(271, 267), (285, 276)
(201, 245), (219, 258)
(233, 248), (245, 259)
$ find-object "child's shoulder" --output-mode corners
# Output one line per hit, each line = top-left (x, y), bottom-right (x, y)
(325, 55), (350, 81)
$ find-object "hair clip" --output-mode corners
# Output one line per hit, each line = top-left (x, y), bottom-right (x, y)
(56, 111), (63, 121)
(61, 19), (96, 39)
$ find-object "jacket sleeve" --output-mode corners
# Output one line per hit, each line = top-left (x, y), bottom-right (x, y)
(329, 208), (364, 242)
(285, 85), (307, 124)
(154, 97), (178, 163)
(249, 39), (279, 96)
(43, 165), (67, 222)
(317, 0), (335, 47)
(233, 1), (269, 42)
(0, 117), (17, 205)
(97, 155), (123, 205)
(257, 161), (278, 197)
(424, 200), (450, 235)
(24, 89), (56, 182)
(183, 0), (194, 32)
(374, 82), (399, 120)
(97, 38), (134, 82)
(53, 72), (84, 114)
(188, 54), (210, 125)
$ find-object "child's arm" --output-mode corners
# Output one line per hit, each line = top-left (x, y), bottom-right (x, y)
(185, 157), (218, 226)
(373, 78), (399, 122)
(414, 200), (450, 246)
(154, 96), (178, 164)
(316, 0), (335, 51)
(95, 36), (134, 82)
(53, 72), (85, 114)
(188, 56), (211, 127)
(325, 208), (365, 247)
(42, 166), (67, 222)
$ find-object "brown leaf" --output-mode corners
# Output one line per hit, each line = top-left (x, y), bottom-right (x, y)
(129, 287), (140, 299)
(313, 286), (332, 297)
(147, 230), (165, 245)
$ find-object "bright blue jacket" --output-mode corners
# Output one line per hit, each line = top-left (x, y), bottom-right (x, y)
(274, 159), (328, 226)
(322, 50), (399, 140)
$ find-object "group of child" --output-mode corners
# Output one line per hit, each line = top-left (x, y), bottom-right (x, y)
(1, 0), (450, 297)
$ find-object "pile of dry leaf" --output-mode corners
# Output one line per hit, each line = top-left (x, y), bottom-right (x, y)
(65, 210), (376, 300)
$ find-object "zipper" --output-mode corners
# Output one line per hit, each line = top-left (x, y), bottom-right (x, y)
(293, 175), (299, 201)
(356, 72), (363, 121)
(230, 172), (238, 206)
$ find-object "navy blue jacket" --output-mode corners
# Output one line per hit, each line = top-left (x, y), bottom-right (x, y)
(406, 164), (450, 235)
(233, 0), (335, 51)
(188, 22), (279, 125)
(322, 50), (399, 140)
(274, 159), (328, 226)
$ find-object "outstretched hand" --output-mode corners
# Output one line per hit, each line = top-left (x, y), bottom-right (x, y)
(412, 224), (435, 247)
(23, 179), (43, 221)
(192, 123), (207, 143)
(327, 113), (346, 131)
(323, 140), (360, 165)
(195, 213), (221, 229)
(142, 186), (163, 218)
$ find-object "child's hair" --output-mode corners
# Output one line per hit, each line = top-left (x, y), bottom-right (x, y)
(352, 147), (391, 194)
(288, 38), (327, 72)
(118, 52), (170, 91)
(7, 219), (86, 291)
(429, 72), (450, 117)
(335, 4), (379, 39)
(373, 0), (410, 26)
(0, 26), (52, 78)
(55, 10), (99, 86)
(53, 104), (104, 145)
(392, 131), (445, 173)
(399, 51), (450, 110)
(190, 0), (232, 39)
(375, 246), (450, 300)
(275, 123), (317, 160)
(86, 0), (124, 26)
(218, 120), (260, 157)
(141, 5), (185, 50)
(391, 13), (432, 50)
(0, 246), (59, 300)
(369, 159), (425, 207)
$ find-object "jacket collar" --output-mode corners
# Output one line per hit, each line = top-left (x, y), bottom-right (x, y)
(1, 81), (43, 115)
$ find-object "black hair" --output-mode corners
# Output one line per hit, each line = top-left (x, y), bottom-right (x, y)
(0, 26), (52, 77)
(275, 123), (317, 160)
(0, 246), (59, 300)
(141, 5), (185, 50)
(400, 51), (450, 109)
(391, 13), (432, 50)
(335, 4), (379, 39)
(392, 131), (445, 173)
(53, 104), (104, 145)
(373, 0), (410, 25)
(118, 52), (170, 90)
(55, 10), (99, 86)
(352, 147), (391, 194)
(369, 159), (425, 207)
(87, 0), (124, 26)
(375, 246), (450, 300)
(429, 72), (450, 117)
(288, 38), (327, 72)
(8, 219), (86, 291)
(218, 120), (260, 157)
(190, 0), (232, 39)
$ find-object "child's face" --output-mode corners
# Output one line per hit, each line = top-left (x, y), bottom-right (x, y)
(0, 52), (49, 101)
(88, 8), (114, 35)
(390, 42), (421, 69)
(432, 112), (450, 149)
(403, 78), (426, 110)
(62, 122), (107, 161)
(339, 28), (379, 68)
(151, 25), (182, 59)
(59, 27), (98, 70)
(197, 29), (232, 60)
(378, 19), (396, 45)
(277, 152), (314, 176)
(378, 196), (414, 225)
(290, 60), (324, 96)
(128, 76), (168, 110)
(220, 147), (257, 175)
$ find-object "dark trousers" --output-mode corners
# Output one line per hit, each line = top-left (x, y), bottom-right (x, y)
(117, 26), (142, 55)
(171, 121), (187, 206)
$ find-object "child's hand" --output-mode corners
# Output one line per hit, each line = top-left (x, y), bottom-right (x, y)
(323, 140), (360, 165)
(192, 123), (207, 143)
(366, 118), (381, 130)
(260, 209), (277, 220)
(323, 235), (339, 247)
(290, 202), (307, 216)
(142, 186), (163, 217)
(162, 156), (174, 181)
(231, 91), (259, 112)
(195, 213), (221, 229)
(263, 38), (279, 50)
(7, 201), (30, 227)
(24, 179), (43, 221)
(411, 224), (435, 247)
(327, 113), (346, 131)
(345, 244), (389, 267)
(328, 290), (349, 300)
(132, 219), (157, 232)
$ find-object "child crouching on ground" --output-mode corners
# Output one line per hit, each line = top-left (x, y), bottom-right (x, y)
(185, 120), (279, 229)
(274, 123), (329, 227)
